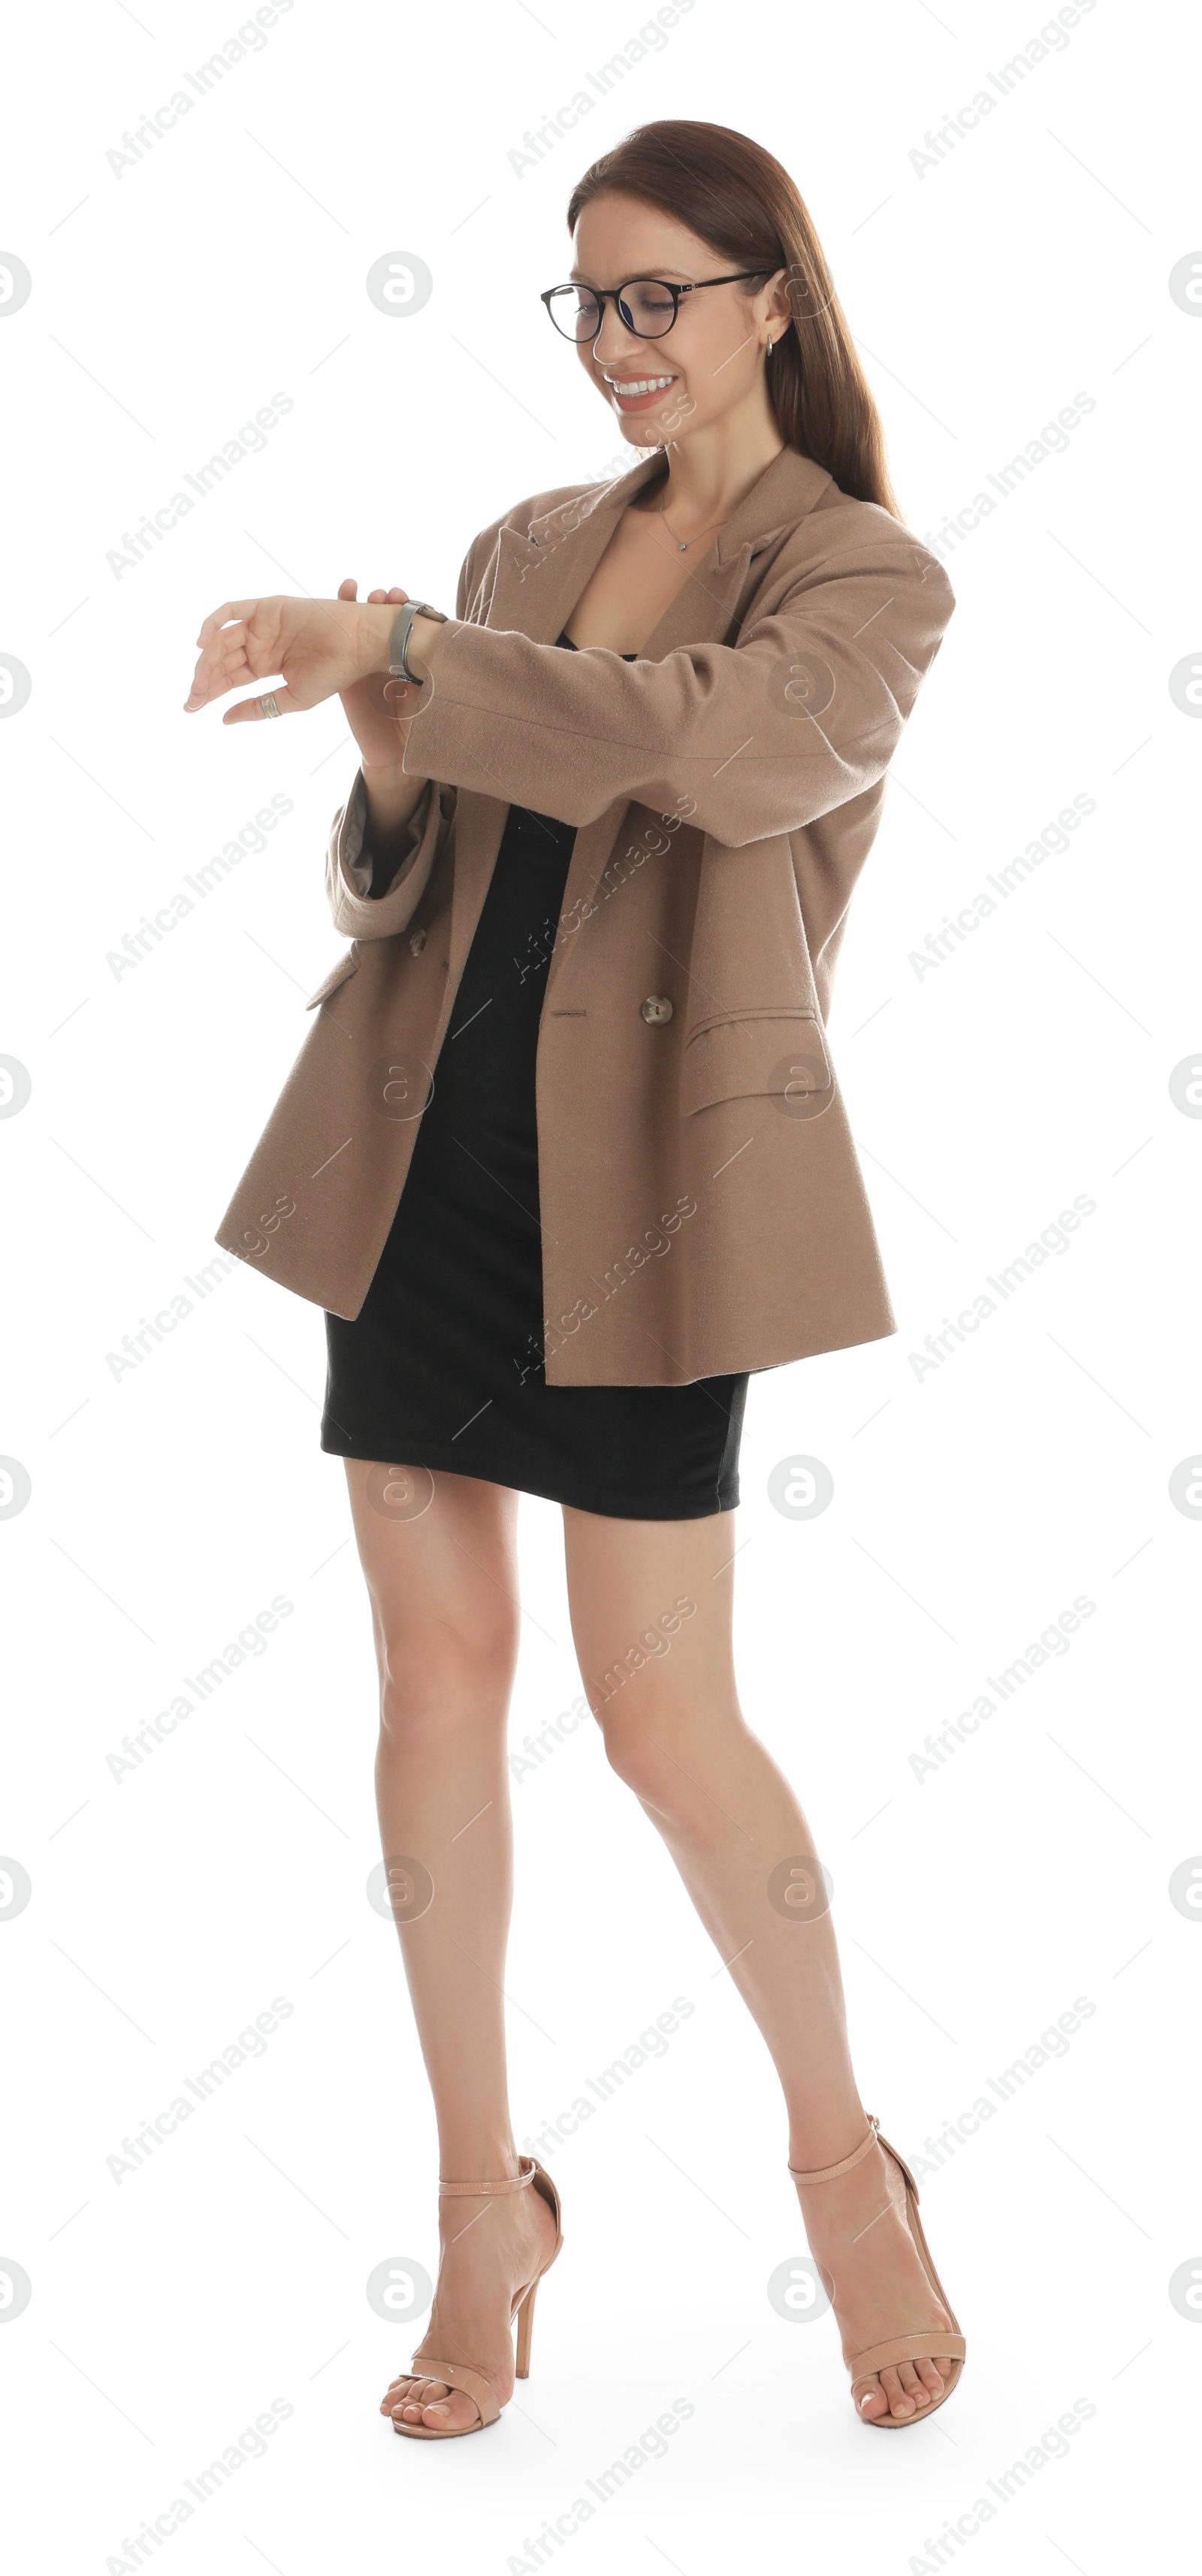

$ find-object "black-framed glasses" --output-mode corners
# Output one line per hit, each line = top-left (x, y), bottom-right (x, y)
(541, 270), (775, 343)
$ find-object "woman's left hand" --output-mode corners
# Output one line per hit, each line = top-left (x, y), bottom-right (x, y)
(183, 587), (397, 723)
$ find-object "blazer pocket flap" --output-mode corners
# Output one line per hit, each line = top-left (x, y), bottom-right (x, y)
(681, 1008), (833, 1116)
(306, 948), (359, 1010)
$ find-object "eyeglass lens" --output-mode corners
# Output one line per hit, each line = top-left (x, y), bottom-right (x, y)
(548, 281), (678, 340)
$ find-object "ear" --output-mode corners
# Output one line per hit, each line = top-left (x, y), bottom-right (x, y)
(757, 267), (793, 341)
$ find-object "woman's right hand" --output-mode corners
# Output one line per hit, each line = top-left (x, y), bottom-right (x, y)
(333, 579), (426, 778)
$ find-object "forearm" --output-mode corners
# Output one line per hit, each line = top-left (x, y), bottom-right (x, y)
(396, 562), (954, 846)
(356, 605), (445, 867)
(361, 760), (430, 847)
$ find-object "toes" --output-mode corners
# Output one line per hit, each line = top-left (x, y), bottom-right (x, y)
(853, 2375), (889, 2419)
(859, 2358), (953, 2422)
(390, 2373), (441, 2420)
(383, 2372), (429, 2408)
(398, 2375), (447, 2406)
(388, 2375), (481, 2433)
(391, 2387), (480, 2433)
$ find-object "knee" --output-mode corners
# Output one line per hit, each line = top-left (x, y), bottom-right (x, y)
(597, 1687), (691, 1804)
(596, 1688), (745, 1849)
(376, 1603), (518, 1752)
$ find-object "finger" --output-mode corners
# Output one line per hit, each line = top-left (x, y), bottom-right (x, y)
(340, 582), (407, 605)
(185, 615), (294, 711)
(190, 623), (252, 680)
(222, 686), (301, 726)
(195, 598), (275, 648)
(184, 629), (258, 711)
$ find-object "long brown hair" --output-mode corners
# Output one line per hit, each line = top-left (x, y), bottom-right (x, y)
(565, 121), (902, 519)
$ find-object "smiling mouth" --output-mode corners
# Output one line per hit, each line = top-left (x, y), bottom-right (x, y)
(604, 373), (678, 400)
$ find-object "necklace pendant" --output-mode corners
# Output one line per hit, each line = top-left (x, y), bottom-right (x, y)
(679, 539), (687, 551)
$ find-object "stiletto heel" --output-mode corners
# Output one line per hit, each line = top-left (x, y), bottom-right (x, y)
(788, 2114), (966, 2428)
(513, 2276), (537, 2378)
(390, 2155), (562, 2439)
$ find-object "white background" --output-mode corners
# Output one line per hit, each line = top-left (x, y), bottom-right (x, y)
(2, 0), (1198, 2568)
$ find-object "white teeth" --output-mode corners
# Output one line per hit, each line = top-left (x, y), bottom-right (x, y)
(612, 376), (675, 395)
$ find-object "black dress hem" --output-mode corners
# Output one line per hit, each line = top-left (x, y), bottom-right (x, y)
(319, 1431), (739, 1522)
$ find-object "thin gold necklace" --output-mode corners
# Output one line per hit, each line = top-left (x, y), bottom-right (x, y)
(657, 490), (730, 554)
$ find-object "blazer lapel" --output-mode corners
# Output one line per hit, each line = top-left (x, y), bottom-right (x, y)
(542, 449), (832, 1007)
(487, 449), (664, 642)
(539, 533), (762, 1010)
(445, 455), (660, 991)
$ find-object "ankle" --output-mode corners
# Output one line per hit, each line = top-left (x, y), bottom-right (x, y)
(787, 2107), (874, 2181)
(436, 2140), (522, 2188)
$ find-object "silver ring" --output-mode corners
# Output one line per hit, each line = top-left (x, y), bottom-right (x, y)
(259, 693), (282, 719)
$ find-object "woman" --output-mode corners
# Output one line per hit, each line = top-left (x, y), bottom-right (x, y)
(184, 120), (963, 2439)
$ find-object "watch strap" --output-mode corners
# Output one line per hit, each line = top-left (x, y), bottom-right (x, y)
(387, 599), (448, 681)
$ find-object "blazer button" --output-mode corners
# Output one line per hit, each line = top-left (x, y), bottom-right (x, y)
(408, 926), (427, 956)
(641, 993), (673, 1024)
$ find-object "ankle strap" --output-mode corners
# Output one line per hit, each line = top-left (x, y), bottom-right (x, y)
(438, 2155), (536, 2198)
(788, 2115), (879, 2185)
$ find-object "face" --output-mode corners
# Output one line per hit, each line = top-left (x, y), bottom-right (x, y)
(566, 192), (788, 447)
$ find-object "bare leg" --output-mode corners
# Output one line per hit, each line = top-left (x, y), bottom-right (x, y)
(342, 1462), (556, 2433)
(561, 1500), (957, 2424)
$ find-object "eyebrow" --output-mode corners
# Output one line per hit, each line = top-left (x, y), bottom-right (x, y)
(566, 267), (695, 285)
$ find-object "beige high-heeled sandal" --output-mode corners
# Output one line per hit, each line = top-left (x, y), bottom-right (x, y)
(390, 2155), (563, 2440)
(788, 2113), (966, 2427)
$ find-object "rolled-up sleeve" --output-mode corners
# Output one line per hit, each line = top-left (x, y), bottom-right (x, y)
(401, 533), (955, 847)
(324, 771), (448, 939)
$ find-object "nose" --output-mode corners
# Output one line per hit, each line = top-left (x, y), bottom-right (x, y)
(588, 299), (670, 373)
(590, 319), (646, 371)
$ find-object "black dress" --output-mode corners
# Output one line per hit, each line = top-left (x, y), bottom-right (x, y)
(321, 634), (748, 1519)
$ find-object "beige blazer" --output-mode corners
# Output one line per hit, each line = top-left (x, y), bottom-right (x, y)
(214, 445), (955, 1385)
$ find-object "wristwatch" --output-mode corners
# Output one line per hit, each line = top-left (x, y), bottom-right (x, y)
(387, 598), (448, 682)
